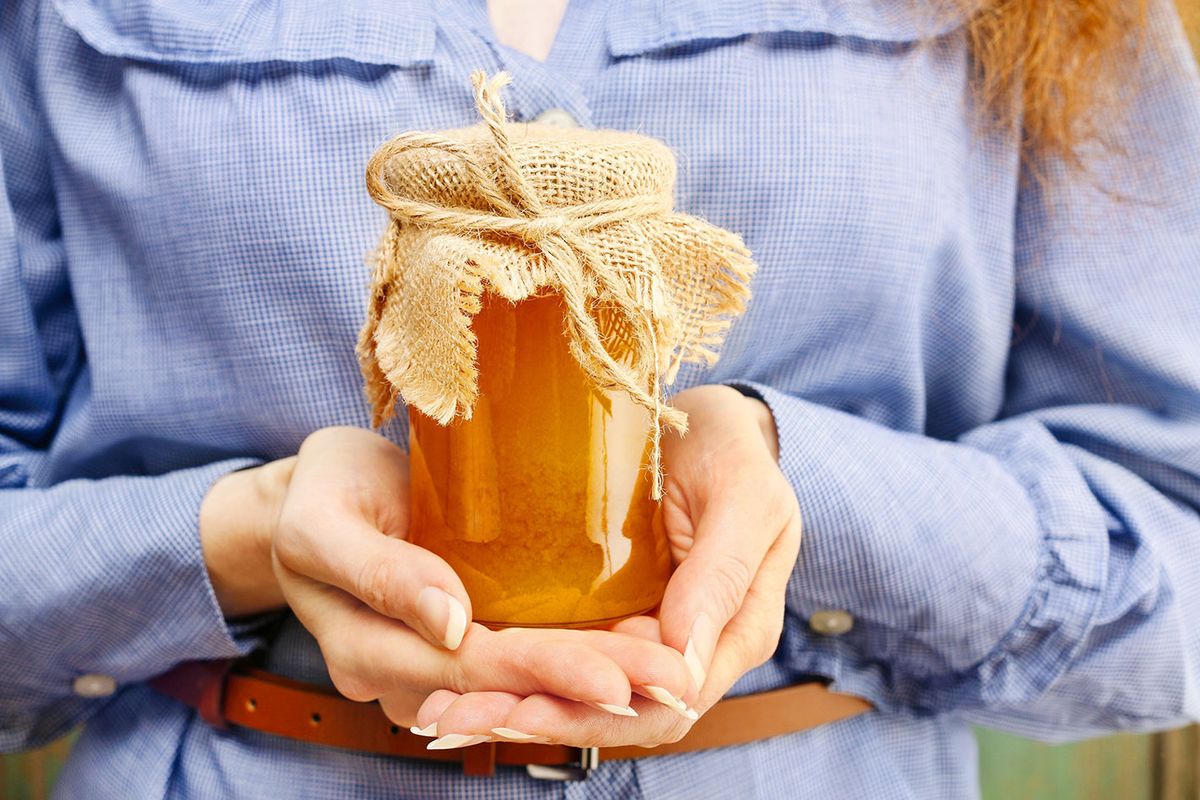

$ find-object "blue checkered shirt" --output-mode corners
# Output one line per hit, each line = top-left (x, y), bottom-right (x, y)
(3, 0), (1199, 797)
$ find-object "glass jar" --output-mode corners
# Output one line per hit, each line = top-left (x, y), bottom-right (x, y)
(407, 291), (672, 628)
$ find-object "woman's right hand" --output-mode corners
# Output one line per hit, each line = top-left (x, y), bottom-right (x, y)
(204, 426), (694, 732)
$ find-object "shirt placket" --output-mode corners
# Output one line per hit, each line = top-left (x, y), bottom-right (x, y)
(436, 0), (599, 128)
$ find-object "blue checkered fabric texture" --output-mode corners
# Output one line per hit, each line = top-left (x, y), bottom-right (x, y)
(2, 0), (1199, 797)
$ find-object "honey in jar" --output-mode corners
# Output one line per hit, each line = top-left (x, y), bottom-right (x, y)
(408, 291), (672, 628)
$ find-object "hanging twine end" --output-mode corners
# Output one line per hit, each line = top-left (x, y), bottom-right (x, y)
(471, 70), (514, 125)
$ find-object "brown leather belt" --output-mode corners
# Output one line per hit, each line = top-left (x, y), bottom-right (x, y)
(150, 660), (871, 781)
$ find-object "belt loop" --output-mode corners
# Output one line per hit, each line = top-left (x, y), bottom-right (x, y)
(526, 747), (599, 781)
(462, 741), (498, 777)
(148, 659), (237, 731)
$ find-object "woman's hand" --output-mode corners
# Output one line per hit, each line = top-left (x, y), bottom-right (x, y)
(200, 426), (694, 731)
(652, 385), (801, 707)
(412, 385), (802, 747)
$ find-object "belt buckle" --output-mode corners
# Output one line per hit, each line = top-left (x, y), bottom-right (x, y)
(525, 747), (599, 781)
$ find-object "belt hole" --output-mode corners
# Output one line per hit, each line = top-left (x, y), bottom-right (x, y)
(389, 725), (400, 735)
(309, 712), (322, 726)
(245, 698), (257, 712)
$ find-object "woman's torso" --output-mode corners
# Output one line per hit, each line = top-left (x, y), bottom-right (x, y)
(36, 0), (1015, 796)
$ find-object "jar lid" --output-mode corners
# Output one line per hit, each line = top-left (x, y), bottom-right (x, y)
(379, 123), (677, 213)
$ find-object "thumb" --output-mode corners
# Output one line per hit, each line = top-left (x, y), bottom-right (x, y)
(275, 508), (472, 651)
(656, 489), (780, 694)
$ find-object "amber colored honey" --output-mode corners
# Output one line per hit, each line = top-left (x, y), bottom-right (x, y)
(408, 292), (672, 628)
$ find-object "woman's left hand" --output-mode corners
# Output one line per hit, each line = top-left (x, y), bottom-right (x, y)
(408, 384), (802, 749)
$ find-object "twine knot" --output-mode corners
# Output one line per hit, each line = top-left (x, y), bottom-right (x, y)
(511, 214), (571, 243)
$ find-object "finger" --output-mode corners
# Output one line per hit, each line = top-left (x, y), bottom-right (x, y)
(273, 508), (471, 651)
(423, 691), (532, 747)
(657, 469), (799, 692)
(277, 566), (463, 701)
(576, 623), (695, 715)
(572, 628), (692, 708)
(700, 514), (802, 708)
(281, 573), (648, 712)
(460, 627), (688, 715)
(381, 688), (461, 737)
(500, 693), (693, 749)
(412, 689), (461, 733)
(467, 631), (639, 715)
(607, 615), (662, 643)
(376, 687), (433, 731)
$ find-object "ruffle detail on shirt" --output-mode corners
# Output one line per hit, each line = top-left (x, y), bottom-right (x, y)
(0, 462), (30, 489)
(607, 0), (982, 56)
(53, 0), (435, 66)
(958, 421), (1109, 705)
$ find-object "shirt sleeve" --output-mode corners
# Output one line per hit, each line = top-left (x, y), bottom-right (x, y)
(733, 1), (1200, 740)
(0, 0), (265, 752)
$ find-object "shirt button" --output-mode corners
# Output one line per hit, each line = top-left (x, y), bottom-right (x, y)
(809, 610), (854, 636)
(532, 108), (578, 129)
(73, 673), (117, 698)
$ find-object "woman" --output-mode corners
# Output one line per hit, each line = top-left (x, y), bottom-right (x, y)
(2, 0), (1198, 797)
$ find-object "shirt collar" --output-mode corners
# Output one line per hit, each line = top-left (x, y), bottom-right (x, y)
(54, 0), (436, 67)
(607, 0), (977, 57)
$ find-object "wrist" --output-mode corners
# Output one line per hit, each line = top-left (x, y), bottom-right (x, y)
(742, 395), (779, 461)
(200, 458), (294, 617)
(713, 382), (780, 461)
(248, 456), (297, 558)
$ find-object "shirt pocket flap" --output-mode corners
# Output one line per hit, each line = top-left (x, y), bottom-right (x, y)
(607, 0), (976, 56)
(53, 0), (435, 67)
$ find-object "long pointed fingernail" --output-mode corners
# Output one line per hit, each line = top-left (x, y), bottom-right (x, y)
(642, 685), (700, 720)
(427, 733), (490, 750)
(409, 722), (438, 737)
(684, 613), (716, 691)
(417, 587), (469, 651)
(588, 701), (639, 717)
(491, 727), (546, 742)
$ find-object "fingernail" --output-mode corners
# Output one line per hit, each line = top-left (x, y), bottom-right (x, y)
(684, 612), (716, 691)
(409, 722), (438, 737)
(589, 701), (639, 717)
(417, 586), (469, 651)
(427, 733), (490, 750)
(443, 593), (468, 650)
(642, 685), (699, 720)
(491, 727), (546, 742)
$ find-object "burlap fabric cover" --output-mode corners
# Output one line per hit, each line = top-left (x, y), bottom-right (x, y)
(358, 72), (757, 496)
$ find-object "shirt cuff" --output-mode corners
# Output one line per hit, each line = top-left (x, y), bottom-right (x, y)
(1, 458), (271, 712)
(726, 381), (1107, 715)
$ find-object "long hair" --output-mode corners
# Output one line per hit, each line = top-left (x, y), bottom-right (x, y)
(962, 0), (1151, 167)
